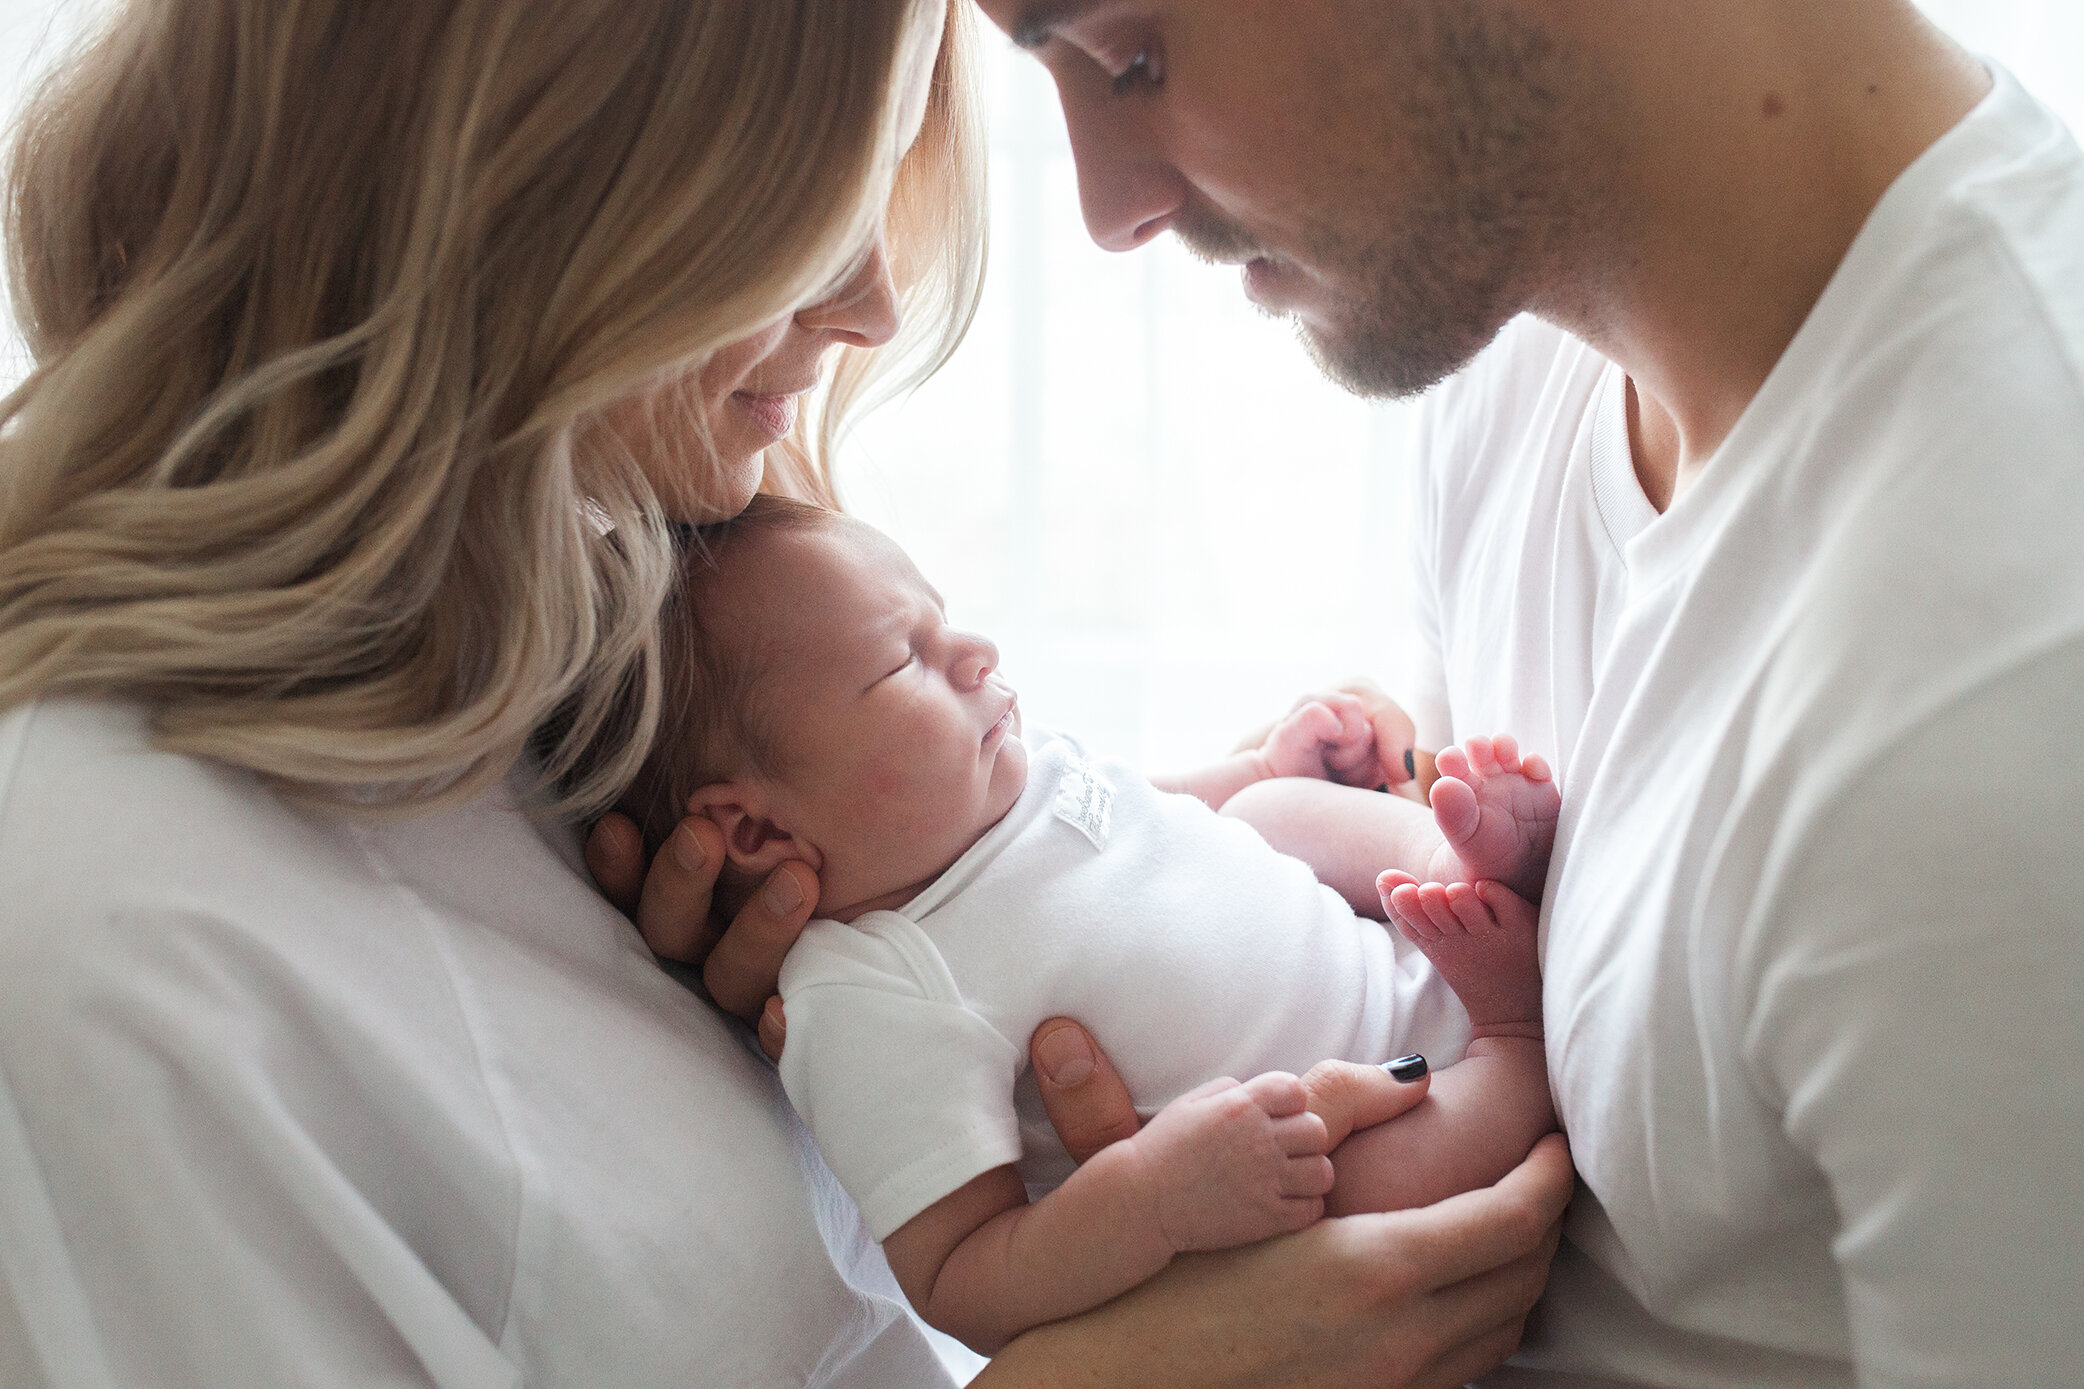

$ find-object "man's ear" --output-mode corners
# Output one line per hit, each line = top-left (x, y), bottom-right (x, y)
(685, 783), (820, 878)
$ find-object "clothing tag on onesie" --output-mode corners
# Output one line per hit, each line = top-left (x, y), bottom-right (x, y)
(1052, 756), (1114, 849)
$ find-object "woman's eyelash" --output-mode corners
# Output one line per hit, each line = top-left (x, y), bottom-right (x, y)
(1110, 46), (1163, 97)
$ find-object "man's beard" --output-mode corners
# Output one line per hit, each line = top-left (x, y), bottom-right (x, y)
(1181, 5), (1585, 401)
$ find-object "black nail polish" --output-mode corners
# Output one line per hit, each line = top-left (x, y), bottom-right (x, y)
(1403, 748), (1416, 778)
(1383, 1054), (1428, 1082)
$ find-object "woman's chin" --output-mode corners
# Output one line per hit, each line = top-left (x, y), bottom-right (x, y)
(669, 451), (765, 525)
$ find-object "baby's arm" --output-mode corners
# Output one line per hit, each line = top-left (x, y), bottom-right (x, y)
(881, 1073), (1332, 1355)
(1219, 776), (1447, 918)
(1151, 694), (1380, 811)
(1224, 734), (1560, 908)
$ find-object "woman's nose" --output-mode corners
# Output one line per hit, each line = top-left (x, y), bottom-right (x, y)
(1056, 75), (1186, 252)
(947, 631), (999, 688)
(794, 237), (900, 347)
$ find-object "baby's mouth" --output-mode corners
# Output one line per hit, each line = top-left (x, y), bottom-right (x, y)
(984, 691), (1019, 747)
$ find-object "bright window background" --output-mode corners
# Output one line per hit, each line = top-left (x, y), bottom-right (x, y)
(0, 2), (2079, 771)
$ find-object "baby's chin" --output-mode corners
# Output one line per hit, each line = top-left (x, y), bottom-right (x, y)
(990, 729), (1031, 820)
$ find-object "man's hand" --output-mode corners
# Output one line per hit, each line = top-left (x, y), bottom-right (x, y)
(585, 809), (819, 1024)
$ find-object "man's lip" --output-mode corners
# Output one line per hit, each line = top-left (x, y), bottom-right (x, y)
(1241, 256), (1302, 311)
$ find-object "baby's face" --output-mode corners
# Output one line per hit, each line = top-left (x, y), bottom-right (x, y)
(714, 520), (1028, 919)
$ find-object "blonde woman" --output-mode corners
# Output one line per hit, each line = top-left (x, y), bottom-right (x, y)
(0, 1), (1569, 1383)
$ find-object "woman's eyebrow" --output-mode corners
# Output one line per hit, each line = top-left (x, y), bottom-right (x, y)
(1009, 0), (1104, 50)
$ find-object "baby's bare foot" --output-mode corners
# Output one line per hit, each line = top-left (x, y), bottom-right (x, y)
(1424, 735), (1559, 902)
(1378, 872), (1543, 1036)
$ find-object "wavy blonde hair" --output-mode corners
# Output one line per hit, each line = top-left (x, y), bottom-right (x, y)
(0, 0), (985, 816)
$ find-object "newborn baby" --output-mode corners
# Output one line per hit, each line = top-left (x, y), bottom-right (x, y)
(627, 496), (1558, 1353)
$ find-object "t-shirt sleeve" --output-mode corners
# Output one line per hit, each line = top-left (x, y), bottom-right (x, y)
(1735, 648), (2084, 1385)
(777, 916), (1025, 1241)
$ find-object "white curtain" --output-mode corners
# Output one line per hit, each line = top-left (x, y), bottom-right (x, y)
(847, 2), (2084, 767)
(0, 1), (2076, 768)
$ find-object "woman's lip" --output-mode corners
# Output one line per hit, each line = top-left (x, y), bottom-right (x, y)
(731, 391), (799, 439)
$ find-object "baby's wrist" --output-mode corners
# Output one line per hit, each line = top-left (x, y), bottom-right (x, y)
(1107, 1132), (1190, 1263)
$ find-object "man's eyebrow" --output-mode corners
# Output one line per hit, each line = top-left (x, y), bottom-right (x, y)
(1007, 0), (1101, 50)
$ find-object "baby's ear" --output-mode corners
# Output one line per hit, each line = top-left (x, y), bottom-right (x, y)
(685, 783), (819, 877)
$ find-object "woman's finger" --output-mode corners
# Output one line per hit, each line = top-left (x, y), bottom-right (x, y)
(1339, 678), (1418, 789)
(703, 859), (817, 1019)
(1407, 1230), (1558, 1370)
(1031, 1018), (1142, 1163)
(1410, 1315), (1531, 1389)
(583, 811), (648, 917)
(1301, 1056), (1433, 1147)
(1393, 1132), (1574, 1290)
(635, 817), (727, 961)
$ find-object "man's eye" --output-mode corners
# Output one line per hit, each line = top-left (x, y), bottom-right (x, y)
(1110, 45), (1164, 97)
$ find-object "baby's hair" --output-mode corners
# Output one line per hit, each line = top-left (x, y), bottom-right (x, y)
(620, 493), (841, 854)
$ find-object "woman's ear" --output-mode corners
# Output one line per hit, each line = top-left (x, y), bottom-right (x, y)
(685, 783), (820, 877)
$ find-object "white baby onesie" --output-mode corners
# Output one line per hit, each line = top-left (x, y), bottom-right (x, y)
(777, 728), (1471, 1240)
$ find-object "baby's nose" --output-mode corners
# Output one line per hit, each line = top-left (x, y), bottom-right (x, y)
(949, 631), (998, 687)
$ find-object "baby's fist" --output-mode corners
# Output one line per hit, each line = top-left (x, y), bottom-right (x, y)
(1261, 694), (1375, 783)
(1129, 1072), (1334, 1254)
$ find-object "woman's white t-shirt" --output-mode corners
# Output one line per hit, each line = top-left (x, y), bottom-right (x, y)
(1402, 67), (2084, 1386)
(0, 699), (952, 1387)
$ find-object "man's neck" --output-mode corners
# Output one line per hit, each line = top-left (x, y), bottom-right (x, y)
(1540, 0), (1989, 511)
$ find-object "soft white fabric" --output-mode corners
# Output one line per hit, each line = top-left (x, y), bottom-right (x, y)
(1399, 68), (2084, 1388)
(777, 728), (1471, 1240)
(0, 699), (951, 1389)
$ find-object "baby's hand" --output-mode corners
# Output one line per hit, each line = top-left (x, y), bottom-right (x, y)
(1126, 1072), (1333, 1254)
(1259, 693), (1378, 784)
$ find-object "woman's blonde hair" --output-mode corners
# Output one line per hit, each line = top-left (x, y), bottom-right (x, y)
(0, 0), (985, 816)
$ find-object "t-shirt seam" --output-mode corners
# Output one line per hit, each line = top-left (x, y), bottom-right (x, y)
(1584, 363), (1645, 560)
(344, 826), (525, 1347)
(1953, 191), (2084, 415)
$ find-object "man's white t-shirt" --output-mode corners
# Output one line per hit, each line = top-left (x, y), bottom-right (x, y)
(777, 728), (1471, 1240)
(0, 700), (953, 1387)
(1401, 68), (2084, 1386)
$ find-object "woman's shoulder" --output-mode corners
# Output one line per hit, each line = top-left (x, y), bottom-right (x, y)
(0, 698), (950, 1382)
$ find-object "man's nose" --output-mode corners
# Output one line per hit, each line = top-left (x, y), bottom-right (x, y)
(1055, 74), (1186, 252)
(794, 236), (900, 346)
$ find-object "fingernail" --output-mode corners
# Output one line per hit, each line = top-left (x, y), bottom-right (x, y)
(1035, 1025), (1095, 1087)
(762, 869), (804, 916)
(669, 825), (706, 874)
(1383, 1054), (1428, 1082)
(1403, 748), (1416, 778)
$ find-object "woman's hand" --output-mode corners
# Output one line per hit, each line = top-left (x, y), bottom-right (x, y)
(990, 1019), (1574, 1388)
(585, 809), (817, 1033)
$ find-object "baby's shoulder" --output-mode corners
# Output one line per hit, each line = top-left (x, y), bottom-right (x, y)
(778, 912), (961, 1005)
